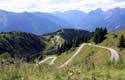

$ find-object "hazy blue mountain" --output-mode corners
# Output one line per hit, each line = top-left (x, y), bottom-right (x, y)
(103, 8), (125, 31)
(53, 10), (90, 29)
(0, 8), (125, 34)
(0, 10), (71, 34)
(53, 8), (125, 31)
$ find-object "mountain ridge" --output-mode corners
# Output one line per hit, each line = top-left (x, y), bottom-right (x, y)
(0, 28), (91, 62)
(0, 8), (125, 34)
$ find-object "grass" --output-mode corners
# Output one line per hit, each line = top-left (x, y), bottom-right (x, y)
(39, 58), (54, 64)
(55, 44), (110, 66)
(0, 30), (125, 80)
(55, 48), (77, 65)
(70, 45), (110, 66)
(1, 62), (125, 80)
(0, 63), (69, 80)
(100, 29), (125, 62)
(0, 52), (12, 62)
(100, 30), (125, 48)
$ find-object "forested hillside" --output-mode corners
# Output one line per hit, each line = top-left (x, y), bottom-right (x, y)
(0, 29), (91, 62)
(0, 32), (45, 62)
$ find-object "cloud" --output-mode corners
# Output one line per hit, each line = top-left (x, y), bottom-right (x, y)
(49, 0), (79, 4)
(0, 0), (125, 12)
(113, 0), (125, 2)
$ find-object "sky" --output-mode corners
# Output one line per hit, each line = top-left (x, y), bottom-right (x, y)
(0, 0), (125, 12)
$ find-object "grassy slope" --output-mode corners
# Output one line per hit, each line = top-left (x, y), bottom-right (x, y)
(101, 30), (125, 47)
(55, 45), (110, 66)
(55, 48), (78, 65)
(49, 30), (125, 80)
(0, 52), (12, 61)
(0, 30), (125, 80)
(1, 62), (125, 80)
(40, 44), (110, 66)
(70, 45), (110, 65)
(100, 30), (125, 62)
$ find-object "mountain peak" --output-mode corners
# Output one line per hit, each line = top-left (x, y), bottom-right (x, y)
(0, 9), (7, 13)
(63, 10), (86, 14)
(89, 8), (103, 15)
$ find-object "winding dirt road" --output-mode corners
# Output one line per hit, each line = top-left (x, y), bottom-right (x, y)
(59, 43), (119, 68)
(87, 43), (119, 61)
(59, 43), (86, 68)
(38, 55), (57, 65)
(38, 43), (119, 68)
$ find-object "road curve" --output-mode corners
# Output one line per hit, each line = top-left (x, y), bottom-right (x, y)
(38, 55), (57, 65)
(37, 43), (119, 68)
(87, 43), (119, 62)
(59, 43), (119, 68)
(59, 43), (86, 68)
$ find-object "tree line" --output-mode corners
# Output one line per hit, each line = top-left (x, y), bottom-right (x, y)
(57, 34), (90, 54)
(56, 27), (125, 55)
(93, 27), (107, 44)
(56, 27), (108, 54)
(118, 35), (125, 48)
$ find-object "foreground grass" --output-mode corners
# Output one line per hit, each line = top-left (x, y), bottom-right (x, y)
(0, 63), (65, 80)
(0, 62), (125, 80)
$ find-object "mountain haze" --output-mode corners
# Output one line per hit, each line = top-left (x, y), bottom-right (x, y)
(0, 8), (125, 34)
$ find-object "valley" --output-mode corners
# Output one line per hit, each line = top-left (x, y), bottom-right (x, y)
(0, 28), (125, 80)
(0, 0), (125, 79)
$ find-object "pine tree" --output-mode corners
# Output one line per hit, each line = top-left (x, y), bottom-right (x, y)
(118, 35), (125, 48)
(93, 27), (107, 44)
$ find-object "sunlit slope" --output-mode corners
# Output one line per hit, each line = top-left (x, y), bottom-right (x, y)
(70, 45), (110, 65)
(54, 45), (110, 66)
(100, 29), (125, 62)
(55, 48), (78, 65)
(101, 30), (125, 48)
(40, 30), (125, 66)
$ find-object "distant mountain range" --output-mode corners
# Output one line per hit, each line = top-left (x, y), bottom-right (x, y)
(0, 8), (125, 34)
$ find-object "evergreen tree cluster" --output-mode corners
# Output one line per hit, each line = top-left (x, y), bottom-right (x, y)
(0, 32), (45, 61)
(57, 35), (90, 54)
(93, 27), (107, 44)
(118, 35), (125, 48)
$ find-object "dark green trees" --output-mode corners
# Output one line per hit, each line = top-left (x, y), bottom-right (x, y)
(93, 27), (107, 44)
(118, 35), (125, 48)
(56, 29), (91, 54)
